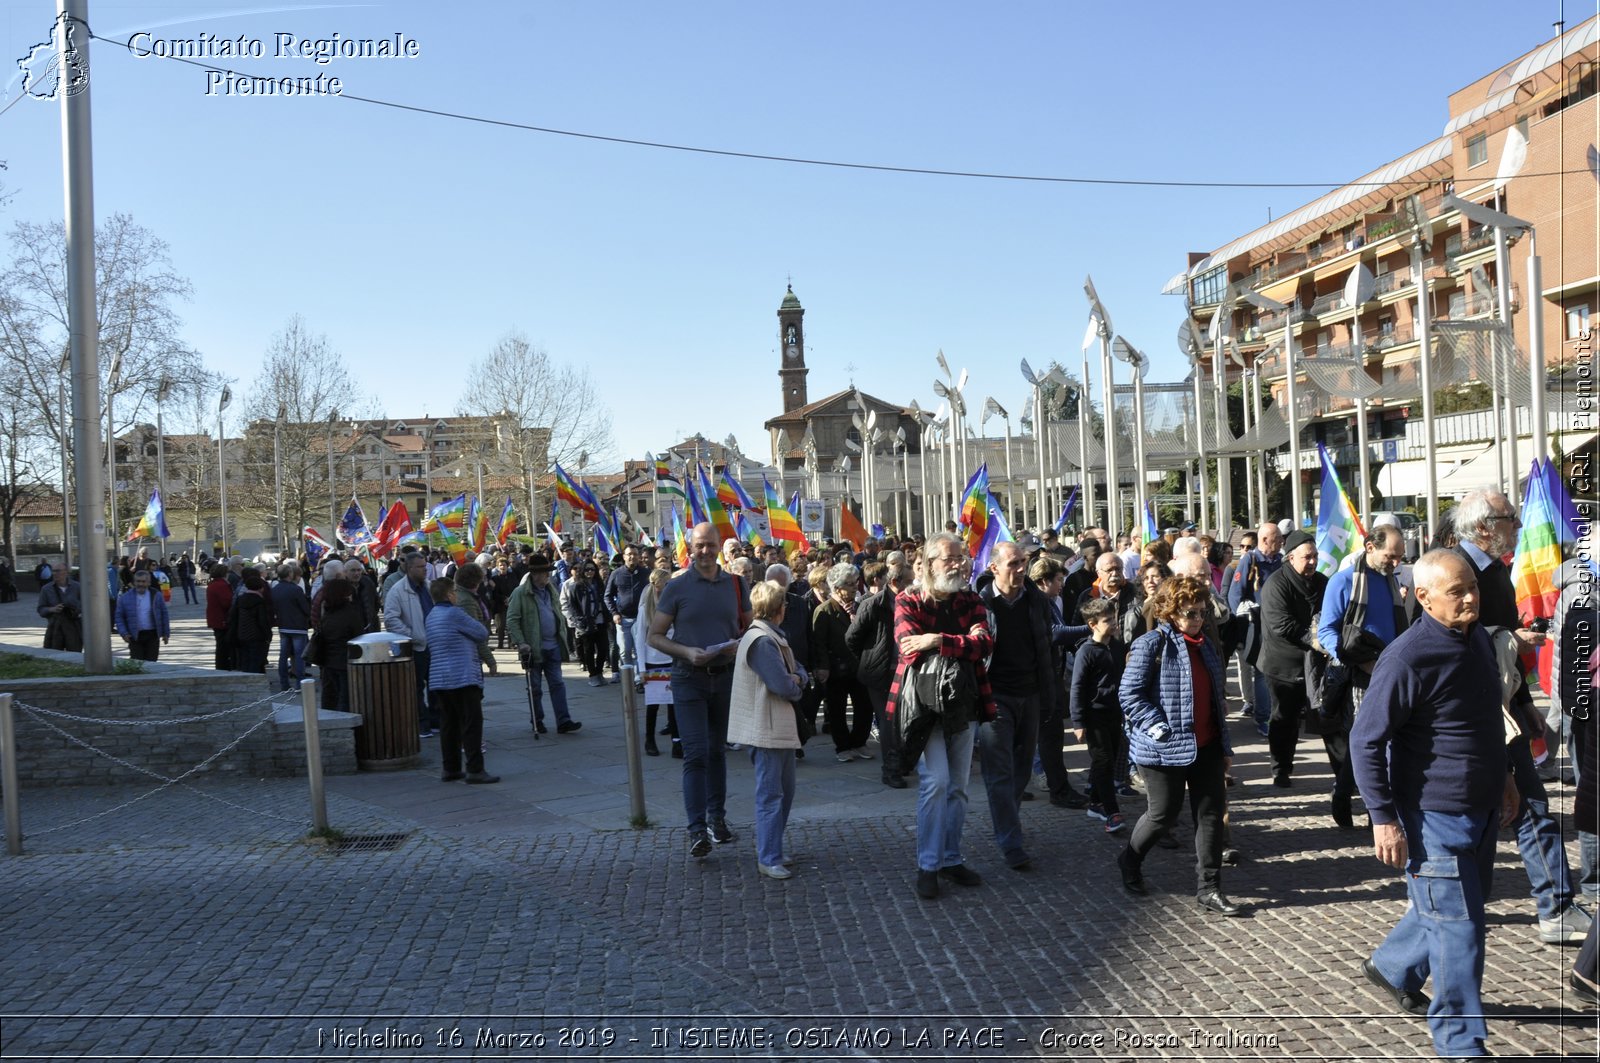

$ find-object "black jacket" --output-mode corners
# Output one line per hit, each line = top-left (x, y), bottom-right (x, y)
(1256, 565), (1327, 682)
(845, 586), (897, 694)
(979, 580), (1062, 706)
(1069, 637), (1125, 728)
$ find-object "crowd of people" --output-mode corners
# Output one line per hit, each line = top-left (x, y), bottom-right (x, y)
(23, 486), (1598, 1057)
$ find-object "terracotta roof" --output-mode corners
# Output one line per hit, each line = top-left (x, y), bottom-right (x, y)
(763, 388), (918, 428)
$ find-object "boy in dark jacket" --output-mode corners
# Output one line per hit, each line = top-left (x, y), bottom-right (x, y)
(1071, 597), (1127, 833)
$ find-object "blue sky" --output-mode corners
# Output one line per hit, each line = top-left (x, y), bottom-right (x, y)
(0, 1), (1577, 468)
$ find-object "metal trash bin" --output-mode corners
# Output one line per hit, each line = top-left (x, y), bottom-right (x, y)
(347, 632), (421, 770)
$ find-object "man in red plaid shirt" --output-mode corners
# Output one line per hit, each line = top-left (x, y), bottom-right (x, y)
(888, 532), (996, 900)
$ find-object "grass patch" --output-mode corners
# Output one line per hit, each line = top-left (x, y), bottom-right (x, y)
(0, 653), (146, 679)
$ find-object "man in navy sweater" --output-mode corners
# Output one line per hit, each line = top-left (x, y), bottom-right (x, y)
(1351, 550), (1518, 1059)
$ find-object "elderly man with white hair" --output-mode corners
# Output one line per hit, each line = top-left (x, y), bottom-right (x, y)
(1451, 488), (1590, 947)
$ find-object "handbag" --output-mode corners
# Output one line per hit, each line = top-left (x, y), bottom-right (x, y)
(1305, 650), (1351, 729)
(304, 629), (323, 668)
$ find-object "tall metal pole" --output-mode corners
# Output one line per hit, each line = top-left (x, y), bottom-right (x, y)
(155, 381), (170, 557)
(1211, 328), (1231, 537)
(1241, 368), (1255, 525)
(1489, 224), (1511, 497)
(1252, 370), (1268, 517)
(1284, 324), (1303, 525)
(1191, 368), (1211, 533)
(1351, 306), (1372, 525)
(1001, 416), (1014, 532)
(273, 405), (285, 554)
(105, 378), (117, 559)
(58, 379), (73, 570)
(217, 405), (229, 556)
(60, 0), (112, 671)
(326, 414), (338, 530)
(1098, 329), (1117, 533)
(1080, 353), (1096, 527)
(1131, 368), (1149, 535)
(1032, 385), (1046, 532)
(1527, 231), (1548, 465)
(1412, 239), (1439, 539)
(1075, 383), (1089, 532)
(917, 426), (930, 537)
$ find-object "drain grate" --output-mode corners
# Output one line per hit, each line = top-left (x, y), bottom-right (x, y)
(330, 831), (412, 853)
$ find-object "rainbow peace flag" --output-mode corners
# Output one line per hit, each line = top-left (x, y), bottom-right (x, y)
(493, 498), (517, 546)
(548, 496), (562, 534)
(553, 463), (599, 523)
(720, 468), (757, 512)
(126, 489), (170, 541)
(686, 468), (708, 526)
(1511, 458), (1572, 621)
(959, 464), (990, 557)
(697, 465), (736, 542)
(419, 494), (466, 534)
(765, 476), (806, 551)
(971, 489), (1016, 581)
(437, 521), (468, 565)
(1314, 444), (1365, 575)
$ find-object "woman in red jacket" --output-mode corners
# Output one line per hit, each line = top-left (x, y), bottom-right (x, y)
(205, 562), (234, 670)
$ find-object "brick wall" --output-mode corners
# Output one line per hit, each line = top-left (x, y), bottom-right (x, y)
(1, 653), (356, 787)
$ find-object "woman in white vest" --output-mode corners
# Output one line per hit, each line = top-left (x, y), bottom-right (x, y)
(727, 579), (809, 880)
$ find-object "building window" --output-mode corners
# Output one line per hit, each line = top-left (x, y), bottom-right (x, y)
(1191, 266), (1227, 306)
(1567, 304), (1591, 339)
(1467, 134), (1487, 167)
(636, 499), (647, 514)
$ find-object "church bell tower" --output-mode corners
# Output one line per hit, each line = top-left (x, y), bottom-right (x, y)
(778, 284), (808, 413)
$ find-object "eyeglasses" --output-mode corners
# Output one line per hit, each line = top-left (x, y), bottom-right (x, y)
(1177, 608), (1205, 620)
(1487, 513), (1519, 522)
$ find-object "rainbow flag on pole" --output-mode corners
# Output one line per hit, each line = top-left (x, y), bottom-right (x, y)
(1314, 443), (1366, 575)
(672, 504), (689, 568)
(553, 463), (599, 523)
(494, 498), (517, 546)
(697, 464), (737, 542)
(765, 476), (807, 551)
(126, 489), (170, 541)
(958, 463), (990, 558)
(1511, 458), (1571, 621)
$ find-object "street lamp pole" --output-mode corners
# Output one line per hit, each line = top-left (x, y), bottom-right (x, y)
(156, 377), (172, 557)
(217, 386), (231, 557)
(273, 402), (285, 555)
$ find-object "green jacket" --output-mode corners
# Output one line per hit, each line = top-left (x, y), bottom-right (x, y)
(506, 577), (569, 666)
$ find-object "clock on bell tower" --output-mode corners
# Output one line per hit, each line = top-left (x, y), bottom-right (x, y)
(778, 284), (809, 413)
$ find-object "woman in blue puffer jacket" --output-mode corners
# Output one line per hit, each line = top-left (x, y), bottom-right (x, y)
(1115, 574), (1239, 917)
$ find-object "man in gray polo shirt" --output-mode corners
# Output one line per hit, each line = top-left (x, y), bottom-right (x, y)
(649, 521), (748, 861)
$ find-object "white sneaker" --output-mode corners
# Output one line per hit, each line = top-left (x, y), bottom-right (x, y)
(1539, 904), (1593, 944)
(758, 862), (792, 880)
(836, 750), (855, 763)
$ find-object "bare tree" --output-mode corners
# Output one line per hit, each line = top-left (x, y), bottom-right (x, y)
(0, 213), (204, 553)
(239, 316), (363, 542)
(456, 330), (612, 477)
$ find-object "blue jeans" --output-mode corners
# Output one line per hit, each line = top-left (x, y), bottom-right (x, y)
(916, 722), (977, 872)
(673, 669), (732, 835)
(750, 747), (795, 867)
(1371, 806), (1497, 1058)
(616, 617), (636, 668)
(1508, 738), (1574, 920)
(525, 648), (572, 727)
(1251, 670), (1271, 729)
(277, 632), (307, 692)
(978, 691), (1040, 859)
(412, 648), (438, 731)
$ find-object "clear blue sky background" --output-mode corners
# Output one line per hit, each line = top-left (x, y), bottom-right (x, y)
(1, 1), (1580, 468)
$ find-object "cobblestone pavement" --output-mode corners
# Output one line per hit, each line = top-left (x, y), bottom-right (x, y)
(1, 596), (1596, 1061)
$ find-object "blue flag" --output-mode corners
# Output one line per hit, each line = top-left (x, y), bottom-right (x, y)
(1054, 488), (1078, 535)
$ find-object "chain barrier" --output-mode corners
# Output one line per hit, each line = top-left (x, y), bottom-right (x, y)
(14, 687), (298, 727)
(16, 697), (306, 835)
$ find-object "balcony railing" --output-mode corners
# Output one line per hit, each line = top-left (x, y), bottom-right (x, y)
(1259, 304), (1310, 332)
(1369, 322), (1416, 351)
(1260, 251), (1309, 283)
(1373, 268), (1413, 296)
(1310, 291), (1351, 318)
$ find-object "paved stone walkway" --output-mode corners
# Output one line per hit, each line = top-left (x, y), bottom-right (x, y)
(0, 594), (1595, 1060)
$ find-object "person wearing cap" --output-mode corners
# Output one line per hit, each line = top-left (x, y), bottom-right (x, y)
(506, 554), (580, 735)
(1256, 529), (1328, 787)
